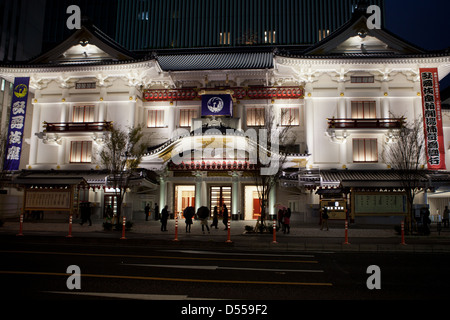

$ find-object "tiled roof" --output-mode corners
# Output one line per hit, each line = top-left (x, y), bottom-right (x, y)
(320, 170), (450, 188)
(157, 52), (273, 71)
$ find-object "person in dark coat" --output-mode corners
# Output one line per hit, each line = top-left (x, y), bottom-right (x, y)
(222, 204), (229, 230)
(197, 206), (210, 234)
(184, 206), (195, 233)
(277, 209), (284, 229)
(79, 202), (92, 226)
(211, 206), (219, 229)
(154, 203), (159, 220)
(283, 208), (291, 234)
(423, 207), (431, 235)
(144, 203), (150, 221)
(160, 205), (169, 231)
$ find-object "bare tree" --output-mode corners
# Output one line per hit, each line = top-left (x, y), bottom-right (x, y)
(382, 116), (428, 232)
(250, 107), (296, 232)
(97, 124), (147, 224)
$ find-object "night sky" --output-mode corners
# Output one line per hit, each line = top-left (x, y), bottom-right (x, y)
(384, 0), (450, 88)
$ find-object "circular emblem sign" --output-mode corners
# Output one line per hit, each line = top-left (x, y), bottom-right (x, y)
(207, 97), (224, 113)
(14, 84), (28, 98)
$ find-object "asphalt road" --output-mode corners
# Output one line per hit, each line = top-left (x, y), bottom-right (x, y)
(1, 236), (449, 307)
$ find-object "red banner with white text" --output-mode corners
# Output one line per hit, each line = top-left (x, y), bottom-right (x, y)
(419, 68), (446, 170)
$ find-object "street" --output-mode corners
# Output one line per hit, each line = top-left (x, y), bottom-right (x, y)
(1, 236), (449, 305)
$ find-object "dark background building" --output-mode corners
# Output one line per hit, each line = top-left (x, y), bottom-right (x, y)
(113, 0), (384, 50)
(1, 0), (385, 61)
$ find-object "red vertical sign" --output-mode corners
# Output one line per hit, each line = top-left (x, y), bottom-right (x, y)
(419, 68), (446, 170)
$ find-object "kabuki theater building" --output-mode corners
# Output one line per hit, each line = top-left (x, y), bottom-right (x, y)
(1, 1), (450, 227)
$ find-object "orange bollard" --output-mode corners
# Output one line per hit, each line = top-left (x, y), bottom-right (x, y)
(272, 219), (278, 244)
(400, 220), (406, 245)
(226, 220), (232, 243)
(343, 220), (350, 244)
(173, 213), (179, 241)
(16, 213), (24, 236)
(66, 214), (73, 238)
(120, 216), (126, 239)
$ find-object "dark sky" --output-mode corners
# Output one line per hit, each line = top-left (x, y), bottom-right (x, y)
(384, 0), (450, 88)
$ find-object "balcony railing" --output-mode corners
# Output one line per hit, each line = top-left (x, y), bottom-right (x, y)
(327, 118), (405, 129)
(44, 121), (113, 133)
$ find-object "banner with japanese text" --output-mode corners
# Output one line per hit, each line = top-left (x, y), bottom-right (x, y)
(201, 94), (233, 117)
(3, 77), (29, 171)
(419, 68), (446, 170)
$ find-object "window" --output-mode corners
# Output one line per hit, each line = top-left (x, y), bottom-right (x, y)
(70, 141), (92, 163)
(351, 76), (374, 83)
(353, 139), (378, 163)
(72, 105), (95, 122)
(147, 110), (165, 128)
(318, 29), (330, 41)
(179, 109), (198, 127)
(75, 82), (96, 89)
(219, 32), (231, 45)
(246, 108), (265, 126)
(281, 107), (300, 126)
(264, 30), (276, 44)
(351, 101), (376, 119)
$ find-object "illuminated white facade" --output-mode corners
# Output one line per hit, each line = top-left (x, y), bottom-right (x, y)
(1, 12), (450, 223)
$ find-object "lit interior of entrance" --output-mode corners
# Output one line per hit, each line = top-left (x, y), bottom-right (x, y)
(104, 194), (118, 218)
(244, 185), (261, 220)
(174, 185), (195, 216)
(210, 186), (231, 214)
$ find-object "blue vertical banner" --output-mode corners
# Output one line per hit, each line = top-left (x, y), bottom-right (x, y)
(201, 94), (233, 117)
(4, 77), (30, 171)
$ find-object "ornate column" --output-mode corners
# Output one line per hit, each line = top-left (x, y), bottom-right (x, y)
(304, 82), (314, 166)
(159, 171), (169, 208)
(193, 171), (204, 211)
(230, 171), (242, 219)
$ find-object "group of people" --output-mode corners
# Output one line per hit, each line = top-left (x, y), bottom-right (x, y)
(184, 204), (229, 234)
(144, 202), (169, 231)
(277, 207), (291, 234)
(145, 202), (230, 234)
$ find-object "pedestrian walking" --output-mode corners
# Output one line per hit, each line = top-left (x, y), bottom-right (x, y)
(160, 205), (169, 231)
(277, 208), (284, 229)
(222, 204), (229, 230)
(283, 208), (291, 234)
(443, 206), (449, 228)
(211, 206), (219, 229)
(184, 206), (194, 233)
(144, 203), (150, 221)
(154, 203), (159, 220)
(79, 202), (92, 226)
(197, 206), (210, 234)
(423, 207), (431, 235)
(320, 207), (329, 231)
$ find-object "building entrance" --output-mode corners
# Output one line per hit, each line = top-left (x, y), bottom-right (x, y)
(210, 186), (231, 215)
(174, 185), (195, 217)
(104, 194), (118, 219)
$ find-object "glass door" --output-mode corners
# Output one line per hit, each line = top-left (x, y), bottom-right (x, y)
(210, 186), (231, 215)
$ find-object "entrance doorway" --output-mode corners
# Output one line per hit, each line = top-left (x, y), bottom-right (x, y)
(104, 194), (118, 218)
(174, 185), (195, 216)
(244, 186), (261, 220)
(210, 186), (231, 214)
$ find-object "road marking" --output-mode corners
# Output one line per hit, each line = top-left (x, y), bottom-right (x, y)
(0, 250), (317, 263)
(122, 263), (324, 273)
(44, 291), (216, 300)
(161, 250), (315, 258)
(0, 270), (332, 286)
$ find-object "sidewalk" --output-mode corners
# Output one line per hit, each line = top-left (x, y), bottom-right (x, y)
(1, 217), (450, 252)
